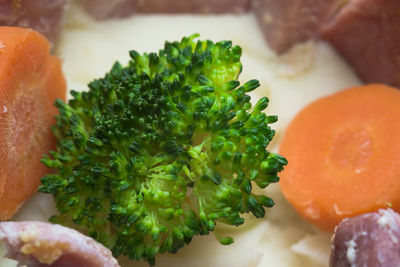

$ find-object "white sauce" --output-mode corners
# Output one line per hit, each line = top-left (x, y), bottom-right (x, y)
(1, 1), (362, 267)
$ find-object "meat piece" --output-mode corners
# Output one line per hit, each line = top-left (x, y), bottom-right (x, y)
(80, 0), (251, 20)
(0, 221), (120, 267)
(252, 0), (341, 54)
(322, 0), (400, 87)
(0, 0), (68, 48)
(330, 209), (400, 267)
(136, 0), (251, 14)
(78, 0), (136, 20)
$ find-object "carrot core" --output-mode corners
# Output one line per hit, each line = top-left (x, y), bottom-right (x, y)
(9, 95), (38, 154)
(328, 128), (372, 173)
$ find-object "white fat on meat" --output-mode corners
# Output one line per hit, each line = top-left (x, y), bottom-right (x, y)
(330, 208), (400, 267)
(0, 221), (120, 267)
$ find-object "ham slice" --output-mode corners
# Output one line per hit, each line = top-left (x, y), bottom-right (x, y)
(252, 0), (340, 54)
(80, 0), (251, 20)
(322, 0), (400, 87)
(0, 0), (68, 48)
(0, 221), (120, 267)
(330, 209), (400, 267)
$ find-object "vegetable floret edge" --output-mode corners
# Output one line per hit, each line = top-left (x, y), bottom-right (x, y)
(39, 34), (287, 265)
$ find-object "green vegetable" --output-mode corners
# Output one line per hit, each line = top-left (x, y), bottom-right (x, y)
(39, 34), (287, 265)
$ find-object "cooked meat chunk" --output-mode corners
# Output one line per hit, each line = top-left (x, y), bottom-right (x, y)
(80, 0), (251, 19)
(330, 209), (400, 267)
(252, 0), (340, 54)
(0, 0), (68, 48)
(322, 0), (400, 87)
(0, 221), (120, 267)
(77, 0), (136, 20)
(136, 0), (251, 14)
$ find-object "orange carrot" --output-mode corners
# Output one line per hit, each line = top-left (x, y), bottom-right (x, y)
(279, 84), (400, 232)
(0, 27), (66, 220)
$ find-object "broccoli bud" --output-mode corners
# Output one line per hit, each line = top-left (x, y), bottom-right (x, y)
(39, 34), (287, 265)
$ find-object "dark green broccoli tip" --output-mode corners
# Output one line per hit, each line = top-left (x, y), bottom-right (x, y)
(39, 34), (287, 265)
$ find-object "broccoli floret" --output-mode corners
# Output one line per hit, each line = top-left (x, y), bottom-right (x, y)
(39, 34), (287, 265)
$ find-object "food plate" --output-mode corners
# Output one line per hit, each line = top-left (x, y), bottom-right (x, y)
(0, 2), (362, 266)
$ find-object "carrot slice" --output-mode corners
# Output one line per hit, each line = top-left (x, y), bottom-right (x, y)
(279, 84), (400, 232)
(0, 27), (66, 220)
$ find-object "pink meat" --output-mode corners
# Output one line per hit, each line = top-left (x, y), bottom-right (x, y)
(0, 0), (68, 48)
(252, 0), (341, 54)
(0, 221), (120, 267)
(78, 0), (137, 20)
(322, 0), (400, 87)
(330, 209), (400, 267)
(136, 0), (251, 14)
(80, 0), (251, 20)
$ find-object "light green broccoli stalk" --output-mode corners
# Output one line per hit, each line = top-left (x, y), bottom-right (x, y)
(39, 34), (287, 265)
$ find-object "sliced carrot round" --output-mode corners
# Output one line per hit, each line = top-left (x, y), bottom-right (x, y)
(0, 27), (66, 220)
(279, 84), (400, 232)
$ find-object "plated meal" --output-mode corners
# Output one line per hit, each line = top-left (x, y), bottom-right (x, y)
(0, 1), (399, 267)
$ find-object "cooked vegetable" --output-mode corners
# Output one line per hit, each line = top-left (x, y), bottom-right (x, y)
(279, 84), (400, 232)
(39, 34), (286, 264)
(0, 26), (66, 220)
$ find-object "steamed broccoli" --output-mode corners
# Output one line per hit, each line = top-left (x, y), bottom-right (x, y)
(39, 34), (287, 265)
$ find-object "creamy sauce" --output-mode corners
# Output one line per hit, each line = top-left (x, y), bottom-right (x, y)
(1, 2), (362, 267)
